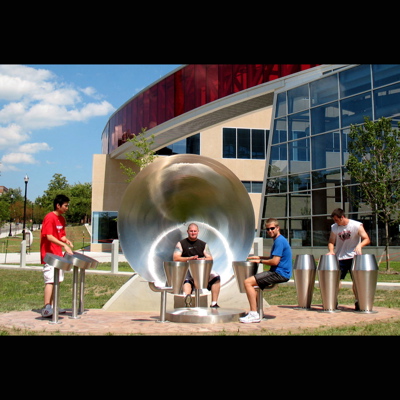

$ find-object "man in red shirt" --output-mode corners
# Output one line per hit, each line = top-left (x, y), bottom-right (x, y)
(40, 194), (74, 318)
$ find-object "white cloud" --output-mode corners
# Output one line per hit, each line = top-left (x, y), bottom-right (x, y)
(18, 142), (52, 153)
(32, 87), (82, 106)
(68, 100), (115, 121)
(0, 102), (26, 124)
(80, 86), (101, 99)
(1, 152), (37, 165)
(0, 64), (54, 82)
(0, 64), (55, 101)
(0, 64), (115, 169)
(0, 124), (29, 149)
(21, 103), (71, 129)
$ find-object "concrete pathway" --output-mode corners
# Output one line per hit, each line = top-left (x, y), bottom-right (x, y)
(1, 304), (399, 336)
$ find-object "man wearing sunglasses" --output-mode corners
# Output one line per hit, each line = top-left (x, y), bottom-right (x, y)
(240, 218), (292, 323)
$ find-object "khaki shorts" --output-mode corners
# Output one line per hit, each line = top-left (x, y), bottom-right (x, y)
(43, 264), (64, 283)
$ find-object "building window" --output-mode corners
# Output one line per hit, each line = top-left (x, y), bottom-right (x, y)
(242, 181), (263, 193)
(238, 128), (250, 158)
(222, 128), (236, 158)
(223, 127), (269, 159)
(156, 133), (200, 155)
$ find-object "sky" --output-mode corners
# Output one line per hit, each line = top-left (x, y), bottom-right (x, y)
(0, 64), (182, 201)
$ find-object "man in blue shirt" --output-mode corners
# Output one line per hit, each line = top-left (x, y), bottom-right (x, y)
(240, 218), (292, 323)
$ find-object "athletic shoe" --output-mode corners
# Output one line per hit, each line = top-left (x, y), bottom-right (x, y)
(58, 308), (66, 314)
(184, 294), (192, 307)
(240, 312), (261, 323)
(41, 304), (53, 318)
(210, 303), (220, 308)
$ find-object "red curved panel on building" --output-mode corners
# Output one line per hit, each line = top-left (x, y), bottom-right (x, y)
(102, 64), (320, 154)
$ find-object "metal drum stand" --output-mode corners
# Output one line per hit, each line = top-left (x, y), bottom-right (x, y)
(232, 261), (277, 320)
(64, 252), (99, 318)
(43, 253), (73, 325)
(149, 261), (189, 323)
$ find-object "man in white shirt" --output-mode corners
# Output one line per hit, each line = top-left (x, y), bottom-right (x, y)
(327, 208), (371, 310)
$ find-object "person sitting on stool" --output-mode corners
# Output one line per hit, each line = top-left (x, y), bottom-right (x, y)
(240, 218), (292, 323)
(173, 223), (220, 308)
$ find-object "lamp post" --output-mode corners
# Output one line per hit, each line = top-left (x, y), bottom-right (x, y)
(8, 194), (14, 237)
(22, 174), (29, 241)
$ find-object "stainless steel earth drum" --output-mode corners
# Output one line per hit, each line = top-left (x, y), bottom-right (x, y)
(351, 254), (379, 313)
(293, 254), (316, 309)
(188, 259), (213, 289)
(232, 261), (259, 293)
(163, 261), (190, 294)
(64, 252), (99, 270)
(118, 154), (255, 287)
(317, 254), (341, 312)
(44, 253), (73, 271)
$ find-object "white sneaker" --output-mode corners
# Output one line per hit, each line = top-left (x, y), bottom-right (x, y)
(41, 304), (53, 318)
(240, 312), (261, 323)
(58, 308), (66, 314)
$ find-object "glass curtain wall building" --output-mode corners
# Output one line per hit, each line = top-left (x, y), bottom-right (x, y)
(260, 64), (400, 248)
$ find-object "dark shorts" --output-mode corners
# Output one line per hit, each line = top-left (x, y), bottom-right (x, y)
(184, 274), (220, 291)
(255, 271), (288, 290)
(339, 258), (353, 280)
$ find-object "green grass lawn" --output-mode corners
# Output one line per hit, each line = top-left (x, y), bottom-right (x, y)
(0, 266), (399, 336)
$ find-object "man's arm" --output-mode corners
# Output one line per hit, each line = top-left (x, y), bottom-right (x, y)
(247, 255), (281, 266)
(327, 231), (336, 255)
(46, 234), (74, 255)
(354, 224), (370, 254)
(202, 243), (213, 260)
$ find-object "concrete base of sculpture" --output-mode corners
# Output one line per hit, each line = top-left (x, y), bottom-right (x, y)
(102, 274), (269, 316)
(165, 307), (246, 323)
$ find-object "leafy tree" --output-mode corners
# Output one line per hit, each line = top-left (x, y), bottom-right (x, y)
(36, 173), (71, 213)
(69, 182), (92, 224)
(34, 174), (91, 225)
(346, 116), (400, 270)
(120, 128), (157, 182)
(0, 188), (25, 226)
(0, 200), (9, 225)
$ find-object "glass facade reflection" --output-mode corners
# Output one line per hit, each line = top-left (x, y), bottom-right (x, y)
(261, 64), (400, 247)
(92, 211), (118, 244)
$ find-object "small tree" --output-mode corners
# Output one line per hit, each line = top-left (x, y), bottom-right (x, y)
(120, 128), (157, 182)
(346, 117), (400, 271)
(69, 182), (92, 224)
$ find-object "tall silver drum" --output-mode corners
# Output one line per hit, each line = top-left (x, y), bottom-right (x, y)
(318, 255), (341, 312)
(163, 261), (190, 294)
(188, 259), (213, 289)
(351, 254), (378, 313)
(232, 261), (258, 293)
(293, 254), (316, 309)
